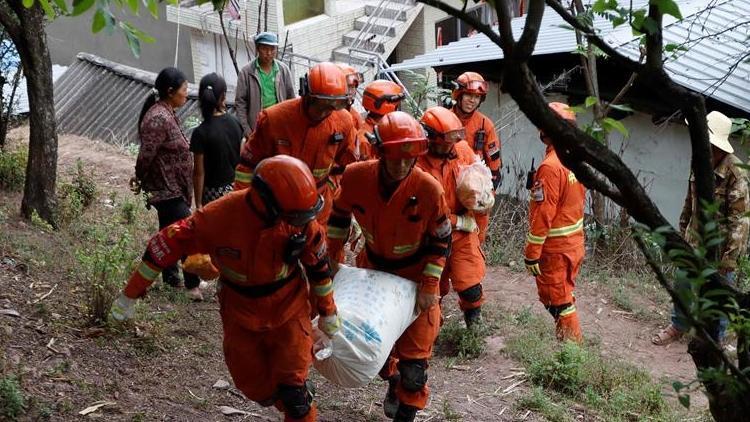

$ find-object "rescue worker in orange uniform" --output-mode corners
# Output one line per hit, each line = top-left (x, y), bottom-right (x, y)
(417, 107), (486, 328)
(523, 102), (585, 343)
(336, 63), (364, 130)
(451, 72), (500, 243)
(234, 62), (358, 224)
(327, 112), (452, 422)
(358, 80), (405, 160)
(111, 156), (341, 422)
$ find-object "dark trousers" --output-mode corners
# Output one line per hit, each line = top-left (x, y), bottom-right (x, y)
(152, 197), (200, 289)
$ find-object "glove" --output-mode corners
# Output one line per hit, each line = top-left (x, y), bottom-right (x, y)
(129, 177), (142, 194)
(455, 215), (478, 233)
(318, 313), (342, 337)
(524, 259), (541, 276)
(110, 293), (137, 321)
(183, 254), (219, 280)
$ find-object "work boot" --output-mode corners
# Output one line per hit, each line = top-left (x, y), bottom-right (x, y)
(464, 307), (482, 330)
(383, 374), (400, 419)
(393, 403), (418, 422)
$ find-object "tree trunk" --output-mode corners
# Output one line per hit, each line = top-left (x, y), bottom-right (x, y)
(13, 3), (57, 223)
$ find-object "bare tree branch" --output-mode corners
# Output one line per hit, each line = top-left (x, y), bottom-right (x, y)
(515, 0), (546, 59)
(417, 0), (513, 53)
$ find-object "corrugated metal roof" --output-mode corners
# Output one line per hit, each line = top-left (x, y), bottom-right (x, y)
(390, 0), (750, 112)
(390, 0), (652, 71)
(618, 0), (750, 113)
(54, 53), (233, 145)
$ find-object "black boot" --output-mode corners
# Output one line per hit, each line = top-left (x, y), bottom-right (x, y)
(464, 307), (482, 330)
(393, 403), (418, 422)
(383, 374), (400, 418)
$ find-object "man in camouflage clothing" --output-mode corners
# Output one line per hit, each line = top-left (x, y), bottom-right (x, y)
(652, 111), (749, 346)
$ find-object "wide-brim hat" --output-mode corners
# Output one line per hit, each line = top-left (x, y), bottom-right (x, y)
(707, 111), (734, 153)
(254, 32), (278, 46)
(686, 111), (734, 154)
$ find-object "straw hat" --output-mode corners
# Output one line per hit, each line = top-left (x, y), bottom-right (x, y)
(706, 111), (734, 153)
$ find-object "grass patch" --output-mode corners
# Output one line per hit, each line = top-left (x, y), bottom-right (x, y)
(0, 147), (27, 192)
(435, 312), (497, 359)
(516, 387), (573, 422)
(504, 307), (675, 421)
(0, 375), (26, 420)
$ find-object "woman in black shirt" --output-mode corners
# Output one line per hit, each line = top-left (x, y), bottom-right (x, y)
(191, 73), (243, 209)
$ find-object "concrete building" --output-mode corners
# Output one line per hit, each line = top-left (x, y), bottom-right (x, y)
(46, 3), (194, 80)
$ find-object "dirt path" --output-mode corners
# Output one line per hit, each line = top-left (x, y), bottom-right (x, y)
(0, 132), (706, 421)
(484, 266), (706, 409)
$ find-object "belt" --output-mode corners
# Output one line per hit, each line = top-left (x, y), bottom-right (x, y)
(220, 270), (299, 298)
(366, 246), (424, 271)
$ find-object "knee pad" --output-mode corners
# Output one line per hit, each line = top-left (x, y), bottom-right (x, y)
(397, 359), (428, 392)
(545, 303), (573, 320)
(458, 284), (483, 304)
(277, 383), (313, 419)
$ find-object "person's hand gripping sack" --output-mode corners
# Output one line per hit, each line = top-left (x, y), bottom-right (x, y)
(455, 214), (478, 233)
(319, 313), (342, 337)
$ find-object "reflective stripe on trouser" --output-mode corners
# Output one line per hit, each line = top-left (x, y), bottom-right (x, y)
(439, 231), (486, 311)
(556, 308), (583, 343)
(221, 307), (313, 419)
(534, 248), (584, 307)
(379, 304), (440, 410)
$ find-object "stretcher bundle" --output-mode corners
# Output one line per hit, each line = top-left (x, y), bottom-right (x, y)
(456, 158), (495, 212)
(313, 266), (418, 387)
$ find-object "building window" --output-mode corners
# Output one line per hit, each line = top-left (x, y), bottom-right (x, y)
(283, 0), (324, 25)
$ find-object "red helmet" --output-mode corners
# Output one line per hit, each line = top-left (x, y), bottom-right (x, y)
(372, 111), (428, 159)
(251, 155), (323, 226)
(362, 80), (405, 116)
(301, 62), (349, 110)
(452, 71), (488, 101)
(420, 106), (465, 146)
(548, 102), (576, 122)
(335, 63), (363, 89)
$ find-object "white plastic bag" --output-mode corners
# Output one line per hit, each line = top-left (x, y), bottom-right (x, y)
(457, 157), (495, 212)
(313, 266), (418, 388)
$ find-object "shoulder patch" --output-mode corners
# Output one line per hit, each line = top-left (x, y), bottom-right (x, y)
(531, 181), (544, 202)
(435, 217), (452, 238)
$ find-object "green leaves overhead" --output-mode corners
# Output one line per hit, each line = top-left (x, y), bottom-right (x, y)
(651, 0), (683, 20)
(72, 0), (96, 16)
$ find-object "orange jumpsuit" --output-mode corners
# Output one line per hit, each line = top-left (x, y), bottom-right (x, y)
(122, 190), (337, 421)
(455, 108), (501, 242)
(348, 107), (364, 131)
(417, 141), (486, 311)
(327, 161), (452, 410)
(356, 115), (379, 160)
(234, 97), (359, 224)
(524, 145), (585, 342)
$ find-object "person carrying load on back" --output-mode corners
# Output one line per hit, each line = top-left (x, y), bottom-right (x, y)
(327, 111), (452, 422)
(111, 155), (340, 422)
(234, 62), (359, 225)
(358, 80), (405, 160)
(450, 71), (500, 243)
(417, 106), (487, 329)
(523, 102), (585, 343)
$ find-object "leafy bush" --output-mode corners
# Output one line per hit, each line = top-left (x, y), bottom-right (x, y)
(0, 148), (26, 191)
(0, 375), (26, 419)
(72, 159), (97, 207)
(435, 317), (493, 359)
(76, 223), (139, 325)
(56, 182), (84, 227)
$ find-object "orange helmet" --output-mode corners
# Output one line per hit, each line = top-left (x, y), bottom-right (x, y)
(371, 111), (428, 159)
(251, 155), (323, 226)
(362, 80), (405, 116)
(452, 71), (488, 101)
(335, 63), (363, 89)
(548, 102), (576, 122)
(300, 62), (349, 109)
(421, 106), (465, 147)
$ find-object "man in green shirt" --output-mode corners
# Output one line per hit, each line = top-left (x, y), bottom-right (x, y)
(235, 32), (296, 136)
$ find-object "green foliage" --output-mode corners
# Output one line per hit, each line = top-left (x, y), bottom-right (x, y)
(0, 375), (26, 420)
(0, 148), (27, 192)
(30, 209), (54, 231)
(732, 117), (750, 144)
(504, 309), (671, 421)
(72, 159), (97, 207)
(55, 160), (97, 227)
(516, 387), (572, 422)
(76, 222), (139, 325)
(399, 69), (449, 117)
(436, 316), (492, 359)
